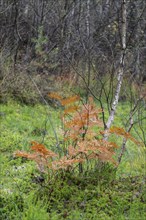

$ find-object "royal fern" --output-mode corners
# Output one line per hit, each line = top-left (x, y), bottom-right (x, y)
(15, 93), (140, 173)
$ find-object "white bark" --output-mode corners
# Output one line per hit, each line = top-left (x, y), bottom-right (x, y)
(104, 0), (127, 137)
(86, 0), (90, 38)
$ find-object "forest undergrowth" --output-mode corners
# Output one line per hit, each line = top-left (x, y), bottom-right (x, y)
(0, 94), (145, 219)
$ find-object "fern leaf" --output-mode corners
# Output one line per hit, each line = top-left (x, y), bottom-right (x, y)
(61, 95), (80, 106)
(63, 105), (80, 115)
(30, 141), (58, 157)
(109, 127), (141, 145)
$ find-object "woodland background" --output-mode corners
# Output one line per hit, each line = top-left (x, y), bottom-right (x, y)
(0, 0), (146, 103)
(0, 1), (146, 220)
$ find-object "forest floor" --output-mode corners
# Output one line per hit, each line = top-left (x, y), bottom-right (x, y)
(0, 100), (145, 220)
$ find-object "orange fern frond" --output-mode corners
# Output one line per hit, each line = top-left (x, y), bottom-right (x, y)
(108, 126), (141, 145)
(30, 141), (58, 158)
(61, 95), (80, 106)
(76, 139), (118, 165)
(14, 151), (37, 160)
(52, 156), (84, 170)
(97, 140), (119, 149)
(63, 105), (80, 115)
(64, 118), (85, 129)
(68, 146), (77, 156)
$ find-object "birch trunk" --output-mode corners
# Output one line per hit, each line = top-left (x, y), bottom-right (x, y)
(86, 0), (90, 39)
(104, 0), (127, 138)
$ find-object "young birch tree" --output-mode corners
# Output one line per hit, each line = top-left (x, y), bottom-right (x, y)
(104, 0), (127, 139)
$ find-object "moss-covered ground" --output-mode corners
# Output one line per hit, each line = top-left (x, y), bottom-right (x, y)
(0, 100), (145, 219)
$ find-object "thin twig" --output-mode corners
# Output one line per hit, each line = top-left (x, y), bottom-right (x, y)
(27, 73), (60, 149)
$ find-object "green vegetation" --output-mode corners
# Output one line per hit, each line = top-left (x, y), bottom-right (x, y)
(1, 0), (145, 218)
(0, 100), (145, 219)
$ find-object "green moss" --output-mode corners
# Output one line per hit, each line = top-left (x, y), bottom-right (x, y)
(0, 101), (145, 219)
